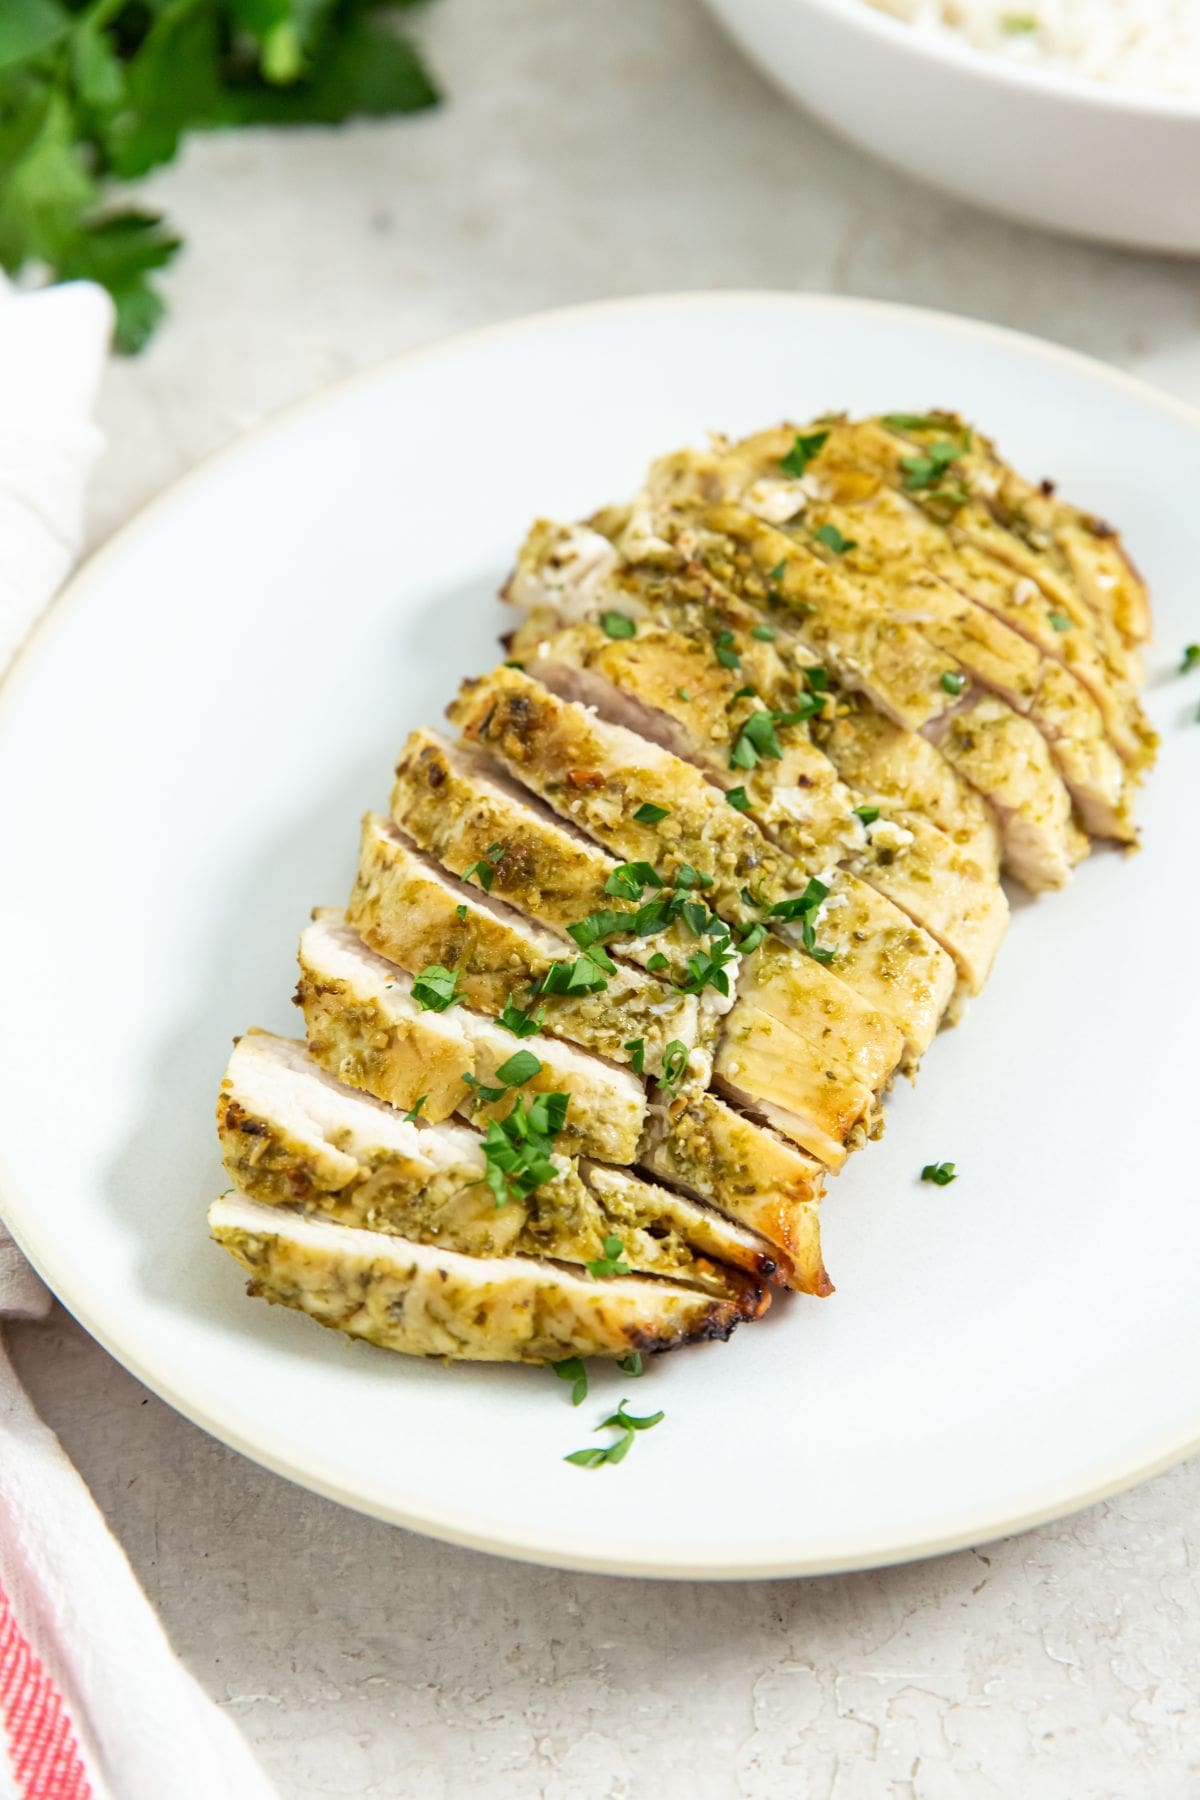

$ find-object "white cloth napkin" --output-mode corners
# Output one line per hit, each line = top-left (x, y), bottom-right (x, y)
(0, 278), (276, 1800)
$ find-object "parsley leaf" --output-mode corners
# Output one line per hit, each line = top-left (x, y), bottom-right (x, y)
(412, 964), (459, 1012)
(477, 1091), (570, 1207)
(1180, 644), (1200, 674)
(1048, 613), (1073, 632)
(498, 994), (546, 1039)
(921, 1161), (958, 1186)
(770, 878), (836, 963)
(600, 610), (636, 639)
(461, 841), (506, 891)
(941, 671), (967, 695)
(623, 1037), (645, 1074)
(616, 1351), (644, 1377)
(751, 623), (777, 641)
(603, 862), (662, 903)
(540, 952), (611, 996)
(853, 804), (880, 825)
(714, 630), (741, 671)
(0, 0), (440, 352)
(633, 801), (669, 824)
(552, 1357), (588, 1406)
(814, 523), (856, 555)
(586, 1233), (631, 1278)
(779, 430), (829, 478)
(659, 1039), (689, 1094)
(598, 1399), (665, 1432)
(726, 785), (751, 812)
(495, 1049), (542, 1087)
(403, 1095), (427, 1122)
(882, 412), (958, 432)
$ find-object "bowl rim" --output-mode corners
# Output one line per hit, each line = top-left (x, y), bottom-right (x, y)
(764, 0), (1200, 120)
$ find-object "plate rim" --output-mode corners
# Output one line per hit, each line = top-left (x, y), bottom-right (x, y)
(4, 288), (1198, 1579)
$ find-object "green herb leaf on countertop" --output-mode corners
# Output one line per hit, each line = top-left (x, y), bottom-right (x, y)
(921, 1161), (958, 1186)
(1180, 644), (1200, 674)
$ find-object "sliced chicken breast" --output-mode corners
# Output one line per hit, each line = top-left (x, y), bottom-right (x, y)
(210, 1193), (766, 1363)
(640, 1092), (831, 1296)
(450, 664), (948, 1056)
(297, 912), (647, 1164)
(218, 1031), (776, 1292)
(347, 812), (703, 1082)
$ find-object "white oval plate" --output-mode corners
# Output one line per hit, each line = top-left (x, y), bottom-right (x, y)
(2, 294), (1198, 1579)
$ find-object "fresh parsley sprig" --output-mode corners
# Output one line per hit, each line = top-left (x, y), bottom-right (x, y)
(0, 0), (440, 352)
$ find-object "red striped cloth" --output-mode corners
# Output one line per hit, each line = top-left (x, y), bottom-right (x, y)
(0, 1581), (90, 1800)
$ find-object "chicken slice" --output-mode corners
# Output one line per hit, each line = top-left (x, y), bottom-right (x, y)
(217, 1031), (778, 1293)
(640, 1093), (831, 1296)
(297, 912), (647, 1164)
(801, 417), (1154, 767)
(347, 813), (702, 1082)
(713, 1003), (878, 1169)
(217, 1028), (483, 1220)
(210, 1193), (766, 1363)
(389, 727), (703, 990)
(691, 504), (1087, 892)
(512, 615), (1002, 997)
(449, 663), (946, 1057)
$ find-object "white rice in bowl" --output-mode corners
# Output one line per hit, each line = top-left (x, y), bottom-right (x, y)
(864, 1), (1200, 97)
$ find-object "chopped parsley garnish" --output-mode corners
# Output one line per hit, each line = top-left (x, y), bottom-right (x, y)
(599, 1399), (664, 1432)
(504, 659), (525, 670)
(586, 1233), (631, 1278)
(714, 630), (741, 671)
(624, 1037), (646, 1075)
(676, 688), (691, 701)
(478, 1091), (570, 1207)
(882, 412), (958, 432)
(738, 921), (767, 954)
(766, 564), (787, 589)
(1048, 613), (1072, 632)
(900, 436), (970, 490)
(617, 1352), (644, 1377)
(539, 953), (611, 996)
(1180, 644), (1200, 674)
(770, 877), (836, 963)
(1001, 12), (1038, 32)
(553, 1358), (588, 1406)
(600, 610), (636, 639)
(498, 995), (547, 1038)
(564, 1445), (616, 1469)
(940, 671), (967, 695)
(730, 709), (783, 770)
(462, 1072), (506, 1103)
(604, 861), (663, 903)
(412, 964), (459, 1012)
(853, 804), (880, 826)
(677, 931), (739, 999)
(455, 903), (468, 921)
(659, 1039), (689, 1094)
(921, 1161), (958, 1186)
(751, 623), (777, 641)
(403, 1096), (427, 1122)
(732, 684), (757, 700)
(814, 523), (856, 555)
(806, 666), (829, 692)
(726, 785), (751, 812)
(633, 801), (669, 824)
(674, 864), (714, 890)
(495, 1049), (542, 1087)
(645, 952), (670, 973)
(461, 841), (506, 892)
(779, 430), (829, 479)
(569, 908), (634, 949)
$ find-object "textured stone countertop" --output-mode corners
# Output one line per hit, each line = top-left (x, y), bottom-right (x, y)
(9, 2), (1200, 1794)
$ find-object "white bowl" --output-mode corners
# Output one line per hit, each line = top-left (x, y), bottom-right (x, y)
(701, 0), (1200, 253)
